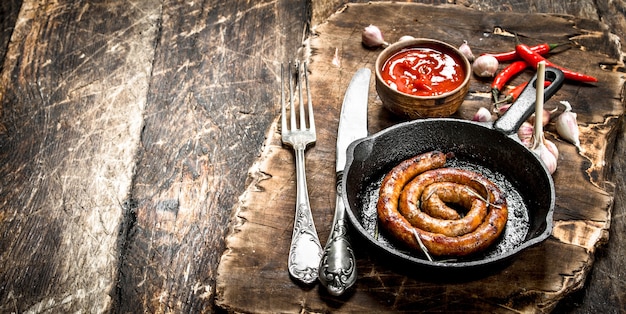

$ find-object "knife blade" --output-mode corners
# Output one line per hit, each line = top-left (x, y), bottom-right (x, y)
(334, 69), (371, 173)
(318, 68), (371, 296)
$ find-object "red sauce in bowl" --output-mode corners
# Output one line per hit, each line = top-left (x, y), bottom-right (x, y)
(381, 46), (466, 97)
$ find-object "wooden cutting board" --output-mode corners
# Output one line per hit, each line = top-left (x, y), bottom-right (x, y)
(216, 3), (624, 312)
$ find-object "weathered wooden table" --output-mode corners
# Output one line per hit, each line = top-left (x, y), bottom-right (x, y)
(1, 0), (624, 313)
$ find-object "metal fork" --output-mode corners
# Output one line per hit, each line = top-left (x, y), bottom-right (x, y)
(281, 61), (323, 284)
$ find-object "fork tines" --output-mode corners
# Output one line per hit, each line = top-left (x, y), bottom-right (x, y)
(281, 61), (315, 139)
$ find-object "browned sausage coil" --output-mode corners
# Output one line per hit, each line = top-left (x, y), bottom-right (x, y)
(377, 151), (508, 257)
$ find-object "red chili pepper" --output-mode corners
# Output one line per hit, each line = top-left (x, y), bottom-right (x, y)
(487, 43), (561, 62)
(504, 81), (530, 101)
(515, 43), (598, 83)
(491, 60), (528, 102)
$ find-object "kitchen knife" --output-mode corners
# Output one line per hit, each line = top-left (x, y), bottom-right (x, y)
(318, 68), (371, 296)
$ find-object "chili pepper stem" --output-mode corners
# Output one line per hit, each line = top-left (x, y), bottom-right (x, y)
(494, 95), (514, 106)
(492, 88), (500, 103)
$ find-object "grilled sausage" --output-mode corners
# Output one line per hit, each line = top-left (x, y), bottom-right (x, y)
(420, 182), (478, 219)
(377, 151), (508, 257)
(400, 181), (488, 237)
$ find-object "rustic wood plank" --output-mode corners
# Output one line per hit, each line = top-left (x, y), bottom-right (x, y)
(215, 3), (624, 312)
(554, 116), (626, 313)
(464, 0), (626, 42)
(0, 0), (313, 312)
(1, 0), (625, 312)
(0, 0), (160, 312)
(112, 0), (310, 312)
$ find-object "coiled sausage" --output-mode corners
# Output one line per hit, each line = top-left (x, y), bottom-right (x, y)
(377, 151), (508, 257)
(400, 181), (488, 237)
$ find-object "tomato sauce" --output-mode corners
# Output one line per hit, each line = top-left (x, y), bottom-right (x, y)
(381, 47), (466, 97)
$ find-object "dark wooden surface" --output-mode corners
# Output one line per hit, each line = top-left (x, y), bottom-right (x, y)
(0, 0), (624, 313)
(216, 2), (624, 313)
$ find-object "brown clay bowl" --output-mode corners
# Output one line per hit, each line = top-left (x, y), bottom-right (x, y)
(375, 38), (471, 119)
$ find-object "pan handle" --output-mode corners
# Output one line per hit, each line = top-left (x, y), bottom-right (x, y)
(492, 67), (565, 135)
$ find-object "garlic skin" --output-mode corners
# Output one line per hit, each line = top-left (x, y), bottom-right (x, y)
(494, 104), (510, 116)
(536, 143), (558, 174)
(472, 54), (499, 77)
(529, 109), (551, 127)
(544, 138), (559, 160)
(472, 107), (493, 122)
(362, 25), (388, 48)
(531, 130), (558, 175)
(556, 101), (582, 151)
(459, 40), (475, 62)
(528, 125), (558, 174)
(517, 121), (534, 147)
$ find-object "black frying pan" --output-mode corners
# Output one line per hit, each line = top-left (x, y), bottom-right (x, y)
(342, 67), (565, 270)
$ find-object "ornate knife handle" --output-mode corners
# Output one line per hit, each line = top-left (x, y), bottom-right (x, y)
(318, 172), (357, 296)
(288, 147), (323, 284)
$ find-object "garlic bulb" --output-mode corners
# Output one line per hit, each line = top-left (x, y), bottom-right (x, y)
(362, 25), (389, 48)
(472, 107), (493, 122)
(459, 40), (475, 62)
(532, 126), (558, 175)
(531, 61), (556, 174)
(556, 101), (582, 151)
(472, 54), (499, 77)
(544, 138), (559, 160)
(536, 142), (558, 174)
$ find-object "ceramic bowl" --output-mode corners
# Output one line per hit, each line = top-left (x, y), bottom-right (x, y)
(375, 38), (471, 119)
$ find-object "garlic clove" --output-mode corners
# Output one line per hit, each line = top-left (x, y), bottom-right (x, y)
(556, 101), (582, 151)
(459, 40), (475, 62)
(472, 54), (499, 77)
(537, 144), (558, 174)
(362, 25), (389, 48)
(472, 107), (493, 122)
(544, 138), (559, 160)
(517, 121), (534, 147)
(398, 35), (415, 42)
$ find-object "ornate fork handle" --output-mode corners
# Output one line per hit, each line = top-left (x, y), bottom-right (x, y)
(318, 171), (357, 296)
(288, 146), (323, 284)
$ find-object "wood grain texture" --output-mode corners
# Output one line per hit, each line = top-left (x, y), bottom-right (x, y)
(111, 0), (309, 313)
(0, 0), (308, 312)
(1, 0), (625, 312)
(215, 3), (624, 312)
(0, 0), (160, 311)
